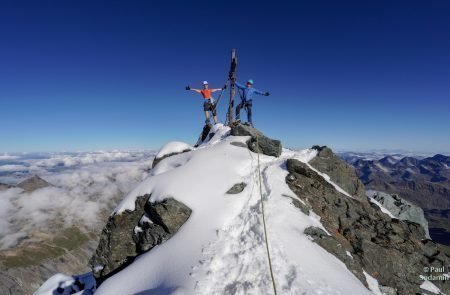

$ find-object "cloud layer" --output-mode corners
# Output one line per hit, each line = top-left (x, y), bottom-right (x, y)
(0, 151), (155, 250)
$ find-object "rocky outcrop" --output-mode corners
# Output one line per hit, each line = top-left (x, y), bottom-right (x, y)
(230, 123), (282, 157)
(369, 191), (430, 239)
(17, 175), (52, 192)
(90, 195), (191, 284)
(226, 182), (247, 194)
(286, 157), (450, 295)
(195, 124), (214, 147)
(309, 146), (366, 200)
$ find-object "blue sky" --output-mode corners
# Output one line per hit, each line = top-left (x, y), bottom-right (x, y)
(1, 0), (449, 153)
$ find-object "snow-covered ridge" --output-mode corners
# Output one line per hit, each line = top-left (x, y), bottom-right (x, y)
(155, 142), (192, 159)
(85, 124), (376, 295)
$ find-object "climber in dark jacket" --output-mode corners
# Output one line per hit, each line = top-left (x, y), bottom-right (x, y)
(235, 79), (269, 127)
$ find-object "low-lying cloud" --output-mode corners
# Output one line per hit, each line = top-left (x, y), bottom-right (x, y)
(0, 151), (155, 250)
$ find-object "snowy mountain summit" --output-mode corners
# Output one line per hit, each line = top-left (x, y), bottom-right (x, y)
(36, 124), (449, 295)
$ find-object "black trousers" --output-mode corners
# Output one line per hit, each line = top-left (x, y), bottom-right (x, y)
(203, 101), (217, 116)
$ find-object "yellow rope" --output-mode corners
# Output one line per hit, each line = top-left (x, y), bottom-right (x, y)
(255, 135), (278, 295)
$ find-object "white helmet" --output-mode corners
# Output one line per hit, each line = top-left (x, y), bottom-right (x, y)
(202, 81), (209, 85)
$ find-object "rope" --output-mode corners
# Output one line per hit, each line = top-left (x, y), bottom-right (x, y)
(255, 135), (278, 295)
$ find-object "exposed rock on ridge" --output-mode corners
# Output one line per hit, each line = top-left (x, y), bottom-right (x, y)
(286, 150), (449, 295)
(89, 195), (191, 284)
(369, 190), (430, 239)
(230, 123), (282, 157)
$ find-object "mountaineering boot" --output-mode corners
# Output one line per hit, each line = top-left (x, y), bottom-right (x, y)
(205, 119), (212, 126)
(235, 119), (241, 124)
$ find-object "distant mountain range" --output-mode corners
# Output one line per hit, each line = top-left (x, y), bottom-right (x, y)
(340, 152), (450, 246)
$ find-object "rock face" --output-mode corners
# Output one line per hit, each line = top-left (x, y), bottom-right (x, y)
(195, 124), (213, 147)
(369, 190), (430, 239)
(16, 175), (52, 192)
(230, 123), (282, 157)
(309, 146), (366, 200)
(286, 155), (450, 295)
(89, 195), (191, 284)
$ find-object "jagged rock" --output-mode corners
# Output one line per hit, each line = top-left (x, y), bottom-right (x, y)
(304, 226), (328, 239)
(285, 158), (450, 295)
(309, 146), (366, 201)
(195, 124), (213, 147)
(226, 182), (247, 194)
(17, 175), (52, 192)
(90, 195), (191, 285)
(144, 198), (191, 234)
(135, 222), (167, 252)
(422, 240), (439, 258)
(370, 191), (430, 239)
(230, 123), (282, 157)
(90, 195), (150, 281)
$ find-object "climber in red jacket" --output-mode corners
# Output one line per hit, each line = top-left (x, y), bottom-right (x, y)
(186, 81), (226, 125)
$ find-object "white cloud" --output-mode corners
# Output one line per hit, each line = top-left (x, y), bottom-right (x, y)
(0, 164), (29, 172)
(0, 153), (19, 161)
(0, 151), (155, 250)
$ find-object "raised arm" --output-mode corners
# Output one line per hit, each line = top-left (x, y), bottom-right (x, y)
(253, 88), (270, 96)
(235, 82), (245, 90)
(186, 86), (201, 93)
(211, 84), (227, 92)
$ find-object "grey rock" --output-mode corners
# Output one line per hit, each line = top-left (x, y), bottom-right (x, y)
(226, 182), (247, 194)
(230, 123), (282, 157)
(422, 240), (439, 258)
(369, 191), (430, 239)
(285, 158), (450, 295)
(90, 194), (150, 281)
(304, 226), (328, 239)
(144, 197), (191, 235)
(379, 286), (397, 295)
(17, 175), (52, 193)
(195, 124), (213, 147)
(90, 195), (191, 285)
(309, 146), (366, 201)
(135, 222), (167, 252)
